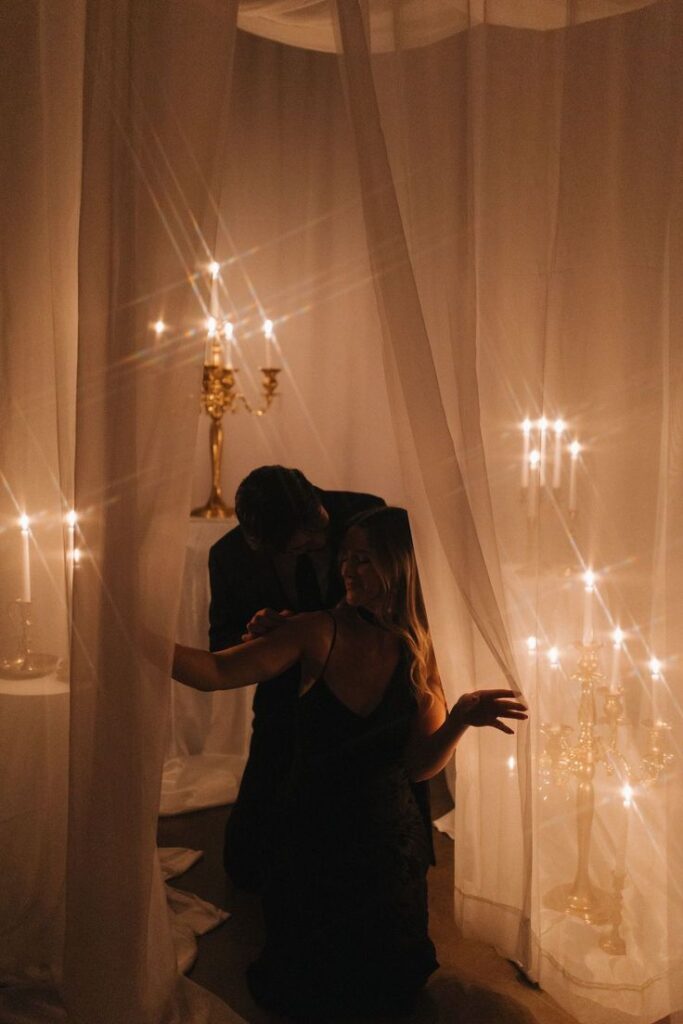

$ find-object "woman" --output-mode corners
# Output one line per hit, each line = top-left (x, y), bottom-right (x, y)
(173, 506), (526, 1018)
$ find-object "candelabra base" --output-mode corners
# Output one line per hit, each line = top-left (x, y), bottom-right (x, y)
(545, 882), (612, 925)
(599, 933), (627, 956)
(0, 651), (60, 680)
(190, 497), (234, 519)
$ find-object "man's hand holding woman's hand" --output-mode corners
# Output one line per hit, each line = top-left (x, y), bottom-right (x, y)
(242, 607), (294, 642)
(452, 689), (528, 735)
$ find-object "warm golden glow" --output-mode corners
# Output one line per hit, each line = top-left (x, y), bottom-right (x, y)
(621, 783), (634, 808)
(209, 260), (220, 279)
(569, 440), (582, 459)
(66, 509), (78, 528)
(612, 626), (624, 648)
(522, 417), (532, 434)
(526, 635), (538, 653)
(19, 513), (30, 532)
(547, 646), (560, 668)
(529, 449), (541, 468)
(153, 319), (166, 336)
(263, 318), (274, 338)
(553, 418), (566, 434)
(583, 568), (596, 592)
(649, 656), (662, 679)
(207, 316), (218, 337)
(224, 321), (234, 340)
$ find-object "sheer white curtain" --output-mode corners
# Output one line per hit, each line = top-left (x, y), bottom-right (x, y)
(0, 2), (243, 1022)
(331, 1), (683, 1022)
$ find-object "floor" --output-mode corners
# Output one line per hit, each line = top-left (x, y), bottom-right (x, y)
(157, 776), (577, 1024)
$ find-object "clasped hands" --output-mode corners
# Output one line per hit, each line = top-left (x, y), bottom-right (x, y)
(242, 607), (294, 642)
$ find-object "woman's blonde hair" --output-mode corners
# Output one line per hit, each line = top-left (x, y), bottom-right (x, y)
(345, 506), (441, 704)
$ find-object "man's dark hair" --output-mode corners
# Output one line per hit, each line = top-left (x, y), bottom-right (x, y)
(235, 466), (323, 553)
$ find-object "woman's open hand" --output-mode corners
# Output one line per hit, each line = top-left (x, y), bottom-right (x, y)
(453, 689), (528, 735)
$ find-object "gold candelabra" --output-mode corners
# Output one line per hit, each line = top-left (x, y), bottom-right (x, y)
(541, 644), (672, 941)
(191, 337), (281, 519)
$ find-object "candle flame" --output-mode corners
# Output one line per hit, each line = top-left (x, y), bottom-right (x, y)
(538, 416), (549, 431)
(583, 568), (596, 592)
(263, 318), (274, 338)
(73, 547), (82, 565)
(547, 646), (560, 668)
(526, 635), (538, 653)
(612, 627), (624, 648)
(207, 316), (218, 337)
(522, 417), (532, 435)
(529, 449), (541, 468)
(153, 319), (166, 336)
(209, 260), (220, 280)
(507, 755), (516, 771)
(569, 440), (582, 459)
(66, 509), (78, 528)
(19, 514), (30, 532)
(621, 783), (633, 807)
(649, 656), (662, 679)
(553, 418), (566, 434)
(224, 321), (234, 340)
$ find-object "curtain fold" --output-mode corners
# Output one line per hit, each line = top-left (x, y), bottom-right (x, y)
(335, 0), (683, 1021)
(1, 3), (243, 1022)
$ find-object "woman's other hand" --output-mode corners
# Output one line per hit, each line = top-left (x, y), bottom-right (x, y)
(453, 689), (528, 735)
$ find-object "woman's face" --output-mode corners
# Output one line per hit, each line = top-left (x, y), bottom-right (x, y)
(339, 526), (383, 610)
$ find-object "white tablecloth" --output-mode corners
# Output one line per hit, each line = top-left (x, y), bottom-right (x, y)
(0, 673), (69, 972)
(161, 518), (255, 816)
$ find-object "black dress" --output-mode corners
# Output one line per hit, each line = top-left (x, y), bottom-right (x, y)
(247, 623), (439, 1018)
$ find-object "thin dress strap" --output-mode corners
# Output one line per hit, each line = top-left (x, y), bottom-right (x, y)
(317, 610), (338, 680)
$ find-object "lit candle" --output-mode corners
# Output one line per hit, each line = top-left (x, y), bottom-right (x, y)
(526, 635), (538, 655)
(614, 782), (633, 877)
(582, 569), (595, 645)
(206, 317), (218, 365)
(209, 260), (220, 319)
(649, 656), (662, 718)
(263, 319), (274, 367)
(547, 646), (560, 671)
(552, 419), (565, 489)
(224, 321), (234, 369)
(153, 319), (166, 337)
(568, 440), (581, 512)
(521, 418), (532, 489)
(528, 449), (540, 518)
(538, 417), (548, 487)
(610, 627), (624, 693)
(507, 755), (516, 775)
(19, 514), (31, 602)
(66, 509), (78, 570)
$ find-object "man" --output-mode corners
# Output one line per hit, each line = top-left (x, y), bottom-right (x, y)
(209, 465), (384, 889)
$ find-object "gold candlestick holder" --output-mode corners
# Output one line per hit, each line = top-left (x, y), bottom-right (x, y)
(0, 599), (59, 679)
(191, 345), (281, 519)
(542, 643), (673, 938)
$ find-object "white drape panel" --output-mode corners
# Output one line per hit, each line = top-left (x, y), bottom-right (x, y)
(0, 3), (243, 1022)
(333, 1), (683, 1022)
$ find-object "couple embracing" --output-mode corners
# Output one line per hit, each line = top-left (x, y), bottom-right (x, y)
(173, 466), (526, 1019)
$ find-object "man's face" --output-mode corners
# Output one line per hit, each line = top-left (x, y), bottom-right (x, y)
(283, 505), (330, 555)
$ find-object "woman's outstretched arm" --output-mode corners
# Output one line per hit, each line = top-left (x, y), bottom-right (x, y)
(173, 615), (311, 692)
(407, 684), (528, 782)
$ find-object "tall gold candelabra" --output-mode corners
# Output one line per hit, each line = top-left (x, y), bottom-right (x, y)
(542, 644), (672, 938)
(191, 339), (281, 519)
